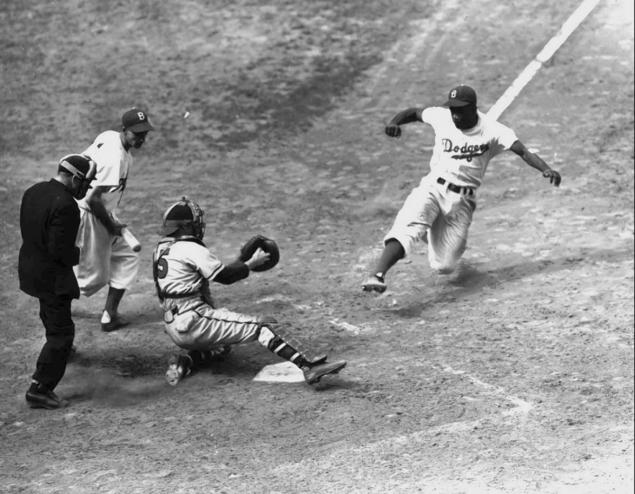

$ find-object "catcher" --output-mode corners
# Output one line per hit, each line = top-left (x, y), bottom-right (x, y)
(152, 197), (346, 386)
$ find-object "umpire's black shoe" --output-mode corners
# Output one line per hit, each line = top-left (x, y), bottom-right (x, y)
(303, 360), (347, 385)
(25, 385), (69, 410)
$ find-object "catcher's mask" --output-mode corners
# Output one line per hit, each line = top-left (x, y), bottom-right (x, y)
(162, 196), (205, 240)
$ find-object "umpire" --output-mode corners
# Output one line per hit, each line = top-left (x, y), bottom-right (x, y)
(19, 154), (96, 409)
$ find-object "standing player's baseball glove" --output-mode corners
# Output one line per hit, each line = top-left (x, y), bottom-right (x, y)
(239, 234), (280, 272)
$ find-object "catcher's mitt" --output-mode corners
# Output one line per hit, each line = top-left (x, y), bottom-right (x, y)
(239, 234), (280, 272)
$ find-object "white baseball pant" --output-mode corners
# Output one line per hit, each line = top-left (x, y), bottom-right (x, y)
(163, 300), (262, 351)
(74, 208), (140, 297)
(384, 175), (476, 274)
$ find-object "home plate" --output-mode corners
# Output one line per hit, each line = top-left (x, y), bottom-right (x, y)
(252, 362), (305, 383)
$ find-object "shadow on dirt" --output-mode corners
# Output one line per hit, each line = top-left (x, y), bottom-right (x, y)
(70, 345), (281, 381)
(214, 52), (382, 149)
(72, 309), (162, 326)
(70, 350), (167, 378)
(378, 247), (632, 318)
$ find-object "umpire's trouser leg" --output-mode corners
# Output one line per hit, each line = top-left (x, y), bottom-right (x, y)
(33, 295), (75, 391)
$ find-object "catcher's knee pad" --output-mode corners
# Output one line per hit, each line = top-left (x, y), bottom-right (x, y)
(257, 326), (277, 349)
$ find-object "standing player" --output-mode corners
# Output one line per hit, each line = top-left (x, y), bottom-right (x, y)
(362, 85), (561, 293)
(76, 108), (154, 331)
(152, 197), (347, 386)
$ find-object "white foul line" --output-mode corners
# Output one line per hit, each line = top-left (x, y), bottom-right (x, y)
(487, 0), (602, 121)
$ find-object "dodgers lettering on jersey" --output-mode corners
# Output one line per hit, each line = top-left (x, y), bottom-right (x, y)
(153, 239), (224, 309)
(79, 130), (132, 209)
(420, 107), (518, 187)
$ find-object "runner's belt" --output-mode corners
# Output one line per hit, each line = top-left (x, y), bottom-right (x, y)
(437, 177), (474, 196)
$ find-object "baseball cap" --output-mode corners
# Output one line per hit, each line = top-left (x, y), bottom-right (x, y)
(122, 108), (154, 133)
(445, 85), (477, 107)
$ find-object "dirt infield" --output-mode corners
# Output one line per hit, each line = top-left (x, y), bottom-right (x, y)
(0, 0), (633, 492)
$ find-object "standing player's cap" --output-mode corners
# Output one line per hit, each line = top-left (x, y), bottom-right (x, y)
(122, 108), (154, 132)
(445, 85), (477, 107)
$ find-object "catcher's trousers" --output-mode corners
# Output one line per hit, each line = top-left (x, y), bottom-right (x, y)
(32, 294), (75, 391)
(163, 301), (262, 351)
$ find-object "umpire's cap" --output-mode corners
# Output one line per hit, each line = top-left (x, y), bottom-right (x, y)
(58, 154), (97, 181)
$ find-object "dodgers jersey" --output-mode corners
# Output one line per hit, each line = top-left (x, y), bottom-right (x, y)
(421, 107), (518, 188)
(153, 238), (225, 309)
(80, 130), (132, 209)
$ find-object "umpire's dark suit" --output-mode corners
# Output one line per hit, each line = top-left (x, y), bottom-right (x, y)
(19, 179), (81, 391)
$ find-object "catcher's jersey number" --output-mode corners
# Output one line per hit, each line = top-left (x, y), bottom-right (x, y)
(155, 258), (168, 279)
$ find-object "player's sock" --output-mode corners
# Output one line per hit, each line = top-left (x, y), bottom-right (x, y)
(104, 286), (125, 317)
(372, 239), (405, 276)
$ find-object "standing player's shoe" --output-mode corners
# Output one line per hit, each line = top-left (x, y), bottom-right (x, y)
(362, 274), (387, 293)
(302, 360), (347, 384)
(165, 355), (193, 386)
(101, 311), (130, 332)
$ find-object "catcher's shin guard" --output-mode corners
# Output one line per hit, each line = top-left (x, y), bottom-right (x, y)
(257, 325), (327, 368)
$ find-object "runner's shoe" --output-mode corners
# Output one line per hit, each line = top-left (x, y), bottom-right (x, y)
(362, 274), (387, 293)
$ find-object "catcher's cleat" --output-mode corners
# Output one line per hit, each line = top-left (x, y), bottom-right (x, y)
(302, 360), (347, 385)
(362, 274), (387, 293)
(210, 345), (232, 359)
(187, 346), (232, 368)
(187, 345), (232, 369)
(165, 355), (192, 386)
(305, 354), (328, 366)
